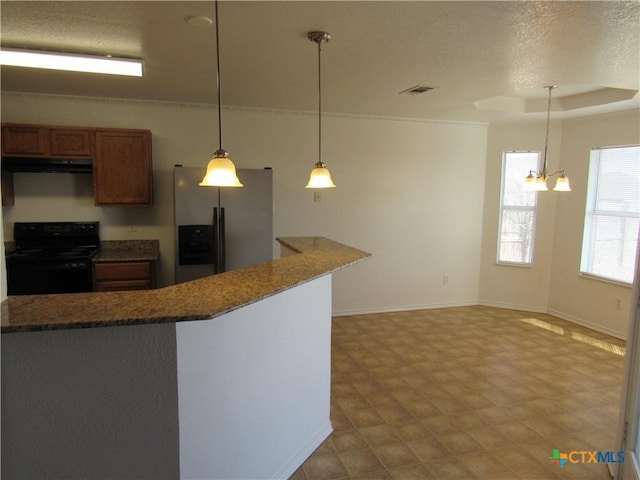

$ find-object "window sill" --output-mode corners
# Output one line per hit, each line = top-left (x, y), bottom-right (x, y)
(578, 272), (633, 288)
(496, 261), (533, 269)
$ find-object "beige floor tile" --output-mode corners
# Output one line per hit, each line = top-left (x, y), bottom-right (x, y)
(458, 450), (511, 477)
(494, 421), (544, 442)
(425, 456), (478, 479)
(316, 438), (337, 454)
(394, 422), (432, 442)
(334, 393), (371, 412)
(373, 404), (414, 424)
(358, 424), (404, 446)
(338, 448), (385, 476)
(331, 431), (369, 453)
(420, 414), (461, 435)
(289, 466), (309, 480)
(403, 398), (442, 419)
(302, 453), (349, 480)
(292, 306), (624, 480)
(352, 470), (391, 480)
(405, 437), (452, 462)
(436, 431), (485, 455)
(371, 442), (421, 469)
(345, 407), (386, 429)
(521, 416), (568, 439)
(366, 391), (403, 408)
(466, 425), (513, 449)
(387, 463), (434, 479)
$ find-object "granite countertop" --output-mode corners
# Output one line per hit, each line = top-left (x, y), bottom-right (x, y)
(94, 240), (160, 262)
(1, 237), (371, 333)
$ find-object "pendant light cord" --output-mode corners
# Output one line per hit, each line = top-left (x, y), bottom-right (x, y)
(215, 0), (223, 150)
(541, 85), (553, 176)
(317, 38), (322, 165)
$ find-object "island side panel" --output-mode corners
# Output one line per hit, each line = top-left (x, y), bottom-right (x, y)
(176, 275), (333, 480)
(1, 322), (180, 480)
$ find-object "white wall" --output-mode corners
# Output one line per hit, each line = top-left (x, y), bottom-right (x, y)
(1, 92), (488, 315)
(547, 111), (640, 337)
(479, 122), (561, 311)
(480, 110), (640, 338)
(177, 275), (333, 480)
(1, 322), (180, 479)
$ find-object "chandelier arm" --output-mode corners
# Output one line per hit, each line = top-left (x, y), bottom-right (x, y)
(215, 0), (223, 151)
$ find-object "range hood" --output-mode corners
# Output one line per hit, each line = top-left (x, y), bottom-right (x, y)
(2, 157), (93, 173)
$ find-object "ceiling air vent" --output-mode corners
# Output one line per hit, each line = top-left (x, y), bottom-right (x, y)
(399, 85), (434, 95)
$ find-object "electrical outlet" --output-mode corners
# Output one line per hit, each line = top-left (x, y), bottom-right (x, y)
(443, 275), (449, 285)
(616, 298), (622, 310)
(129, 225), (137, 232)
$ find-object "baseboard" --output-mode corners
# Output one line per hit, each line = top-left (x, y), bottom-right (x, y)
(272, 422), (333, 480)
(477, 299), (548, 314)
(480, 301), (627, 340)
(547, 308), (627, 340)
(332, 300), (477, 317)
(335, 301), (628, 341)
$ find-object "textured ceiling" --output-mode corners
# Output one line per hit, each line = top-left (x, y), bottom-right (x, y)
(1, 1), (639, 123)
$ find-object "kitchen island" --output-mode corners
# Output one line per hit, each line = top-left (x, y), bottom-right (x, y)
(1, 237), (371, 480)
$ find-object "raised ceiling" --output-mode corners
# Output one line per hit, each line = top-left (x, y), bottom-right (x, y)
(1, 1), (639, 123)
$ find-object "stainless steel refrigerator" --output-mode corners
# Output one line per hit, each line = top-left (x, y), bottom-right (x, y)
(173, 165), (273, 284)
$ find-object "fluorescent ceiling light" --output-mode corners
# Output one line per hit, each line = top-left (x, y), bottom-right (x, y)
(0, 48), (143, 77)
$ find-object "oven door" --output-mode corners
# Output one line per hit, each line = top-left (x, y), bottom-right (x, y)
(7, 260), (93, 295)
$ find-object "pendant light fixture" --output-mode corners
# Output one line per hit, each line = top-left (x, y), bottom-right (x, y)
(200, 0), (243, 188)
(524, 85), (570, 192)
(305, 31), (336, 189)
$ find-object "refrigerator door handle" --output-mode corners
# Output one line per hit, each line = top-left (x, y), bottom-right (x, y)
(212, 207), (218, 273)
(219, 207), (226, 273)
(212, 206), (226, 274)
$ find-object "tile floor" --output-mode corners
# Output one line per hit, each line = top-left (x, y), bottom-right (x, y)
(289, 306), (627, 480)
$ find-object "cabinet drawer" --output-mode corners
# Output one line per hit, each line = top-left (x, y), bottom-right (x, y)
(94, 262), (151, 281)
(95, 279), (151, 292)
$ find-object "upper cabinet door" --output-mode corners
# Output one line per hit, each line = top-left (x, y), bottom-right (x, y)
(94, 129), (153, 206)
(50, 128), (92, 157)
(2, 126), (48, 156)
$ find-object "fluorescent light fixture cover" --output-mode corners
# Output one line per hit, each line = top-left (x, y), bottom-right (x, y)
(0, 48), (143, 77)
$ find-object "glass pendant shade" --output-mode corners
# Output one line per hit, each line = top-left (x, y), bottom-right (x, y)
(306, 162), (336, 189)
(199, 149), (243, 187)
(524, 174), (548, 191)
(534, 176), (548, 191)
(553, 174), (571, 191)
(524, 173), (538, 191)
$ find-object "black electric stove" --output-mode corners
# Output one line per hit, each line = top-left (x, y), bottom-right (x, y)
(6, 222), (100, 295)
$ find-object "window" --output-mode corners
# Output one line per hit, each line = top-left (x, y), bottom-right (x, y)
(580, 145), (640, 284)
(497, 151), (539, 265)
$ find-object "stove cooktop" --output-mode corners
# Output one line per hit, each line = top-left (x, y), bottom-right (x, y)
(7, 221), (101, 264)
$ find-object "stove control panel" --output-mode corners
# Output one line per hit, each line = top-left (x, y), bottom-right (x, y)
(14, 222), (99, 239)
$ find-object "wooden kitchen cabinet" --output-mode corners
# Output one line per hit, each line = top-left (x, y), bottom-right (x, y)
(1, 123), (153, 207)
(93, 261), (156, 292)
(50, 128), (93, 157)
(94, 129), (153, 206)
(2, 125), (48, 156)
(2, 124), (92, 157)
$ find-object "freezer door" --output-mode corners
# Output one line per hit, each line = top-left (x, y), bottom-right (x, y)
(173, 166), (273, 284)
